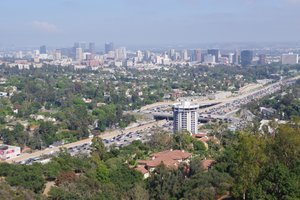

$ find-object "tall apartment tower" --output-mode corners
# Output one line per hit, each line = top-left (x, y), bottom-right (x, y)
(182, 49), (188, 61)
(40, 45), (47, 54)
(193, 49), (202, 62)
(105, 42), (114, 54)
(241, 50), (253, 66)
(233, 50), (240, 65)
(207, 49), (221, 63)
(75, 48), (83, 61)
(89, 42), (96, 54)
(173, 102), (199, 134)
(258, 54), (267, 65)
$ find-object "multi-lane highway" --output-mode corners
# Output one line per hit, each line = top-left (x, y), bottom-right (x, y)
(141, 75), (300, 125)
(5, 75), (300, 164)
(141, 75), (300, 114)
(6, 120), (167, 164)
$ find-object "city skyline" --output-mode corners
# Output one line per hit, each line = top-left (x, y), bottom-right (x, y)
(1, 0), (300, 47)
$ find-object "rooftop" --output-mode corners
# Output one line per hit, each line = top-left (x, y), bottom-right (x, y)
(173, 101), (199, 109)
(138, 150), (192, 169)
(201, 159), (215, 170)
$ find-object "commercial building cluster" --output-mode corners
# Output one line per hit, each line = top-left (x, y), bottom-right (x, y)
(1, 42), (299, 70)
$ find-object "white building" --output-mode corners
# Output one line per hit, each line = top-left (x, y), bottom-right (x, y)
(156, 55), (163, 65)
(219, 57), (229, 65)
(162, 54), (171, 65)
(126, 59), (134, 68)
(39, 54), (49, 60)
(182, 49), (188, 61)
(15, 51), (23, 59)
(169, 49), (176, 60)
(204, 54), (216, 64)
(173, 101), (199, 134)
(136, 50), (143, 62)
(0, 145), (21, 160)
(107, 51), (115, 59)
(228, 53), (234, 64)
(76, 48), (83, 62)
(115, 47), (127, 60)
(54, 49), (62, 60)
(282, 53), (299, 65)
(162, 57), (171, 66)
(114, 61), (123, 67)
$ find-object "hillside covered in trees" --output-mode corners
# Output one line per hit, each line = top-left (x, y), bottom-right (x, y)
(0, 122), (299, 200)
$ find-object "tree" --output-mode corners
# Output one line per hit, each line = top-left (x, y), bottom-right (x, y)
(96, 161), (109, 183)
(183, 169), (233, 200)
(193, 140), (207, 153)
(148, 131), (173, 151)
(222, 133), (268, 199)
(248, 162), (300, 199)
(91, 137), (106, 161)
(172, 131), (194, 151)
(147, 164), (185, 200)
(271, 124), (300, 167)
(126, 184), (149, 200)
(37, 121), (58, 147)
(0, 123), (29, 147)
(5, 164), (45, 193)
(0, 181), (41, 200)
(55, 171), (77, 186)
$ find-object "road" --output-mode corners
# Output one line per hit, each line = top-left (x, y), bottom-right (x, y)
(142, 75), (300, 127)
(6, 120), (167, 164)
(141, 75), (300, 113)
(6, 75), (300, 164)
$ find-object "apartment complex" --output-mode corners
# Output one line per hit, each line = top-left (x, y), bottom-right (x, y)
(173, 101), (199, 134)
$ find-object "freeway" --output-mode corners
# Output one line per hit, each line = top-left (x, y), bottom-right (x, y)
(6, 120), (167, 164)
(5, 75), (300, 164)
(199, 75), (300, 114)
(142, 75), (300, 115)
(142, 75), (300, 125)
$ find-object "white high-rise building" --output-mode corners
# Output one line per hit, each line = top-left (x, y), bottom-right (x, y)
(282, 53), (299, 65)
(219, 57), (229, 65)
(173, 102), (199, 134)
(204, 54), (216, 64)
(182, 49), (188, 61)
(15, 51), (23, 59)
(115, 47), (127, 60)
(162, 56), (171, 65)
(156, 55), (163, 65)
(228, 53), (234, 64)
(169, 49), (176, 60)
(136, 50), (143, 62)
(76, 48), (83, 62)
(54, 49), (62, 60)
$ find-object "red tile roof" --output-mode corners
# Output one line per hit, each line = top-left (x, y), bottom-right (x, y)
(135, 165), (149, 174)
(138, 150), (192, 169)
(193, 133), (208, 138)
(151, 150), (192, 160)
(201, 159), (215, 170)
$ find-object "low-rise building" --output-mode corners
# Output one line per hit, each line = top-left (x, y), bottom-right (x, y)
(260, 107), (276, 118)
(0, 145), (21, 160)
(201, 159), (215, 171)
(282, 53), (299, 65)
(136, 150), (192, 175)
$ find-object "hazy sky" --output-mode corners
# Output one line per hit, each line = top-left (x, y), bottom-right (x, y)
(0, 0), (300, 47)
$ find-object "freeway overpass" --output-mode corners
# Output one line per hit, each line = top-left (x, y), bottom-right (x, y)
(140, 75), (300, 113)
(5, 75), (300, 165)
(140, 100), (221, 111)
(151, 111), (237, 123)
